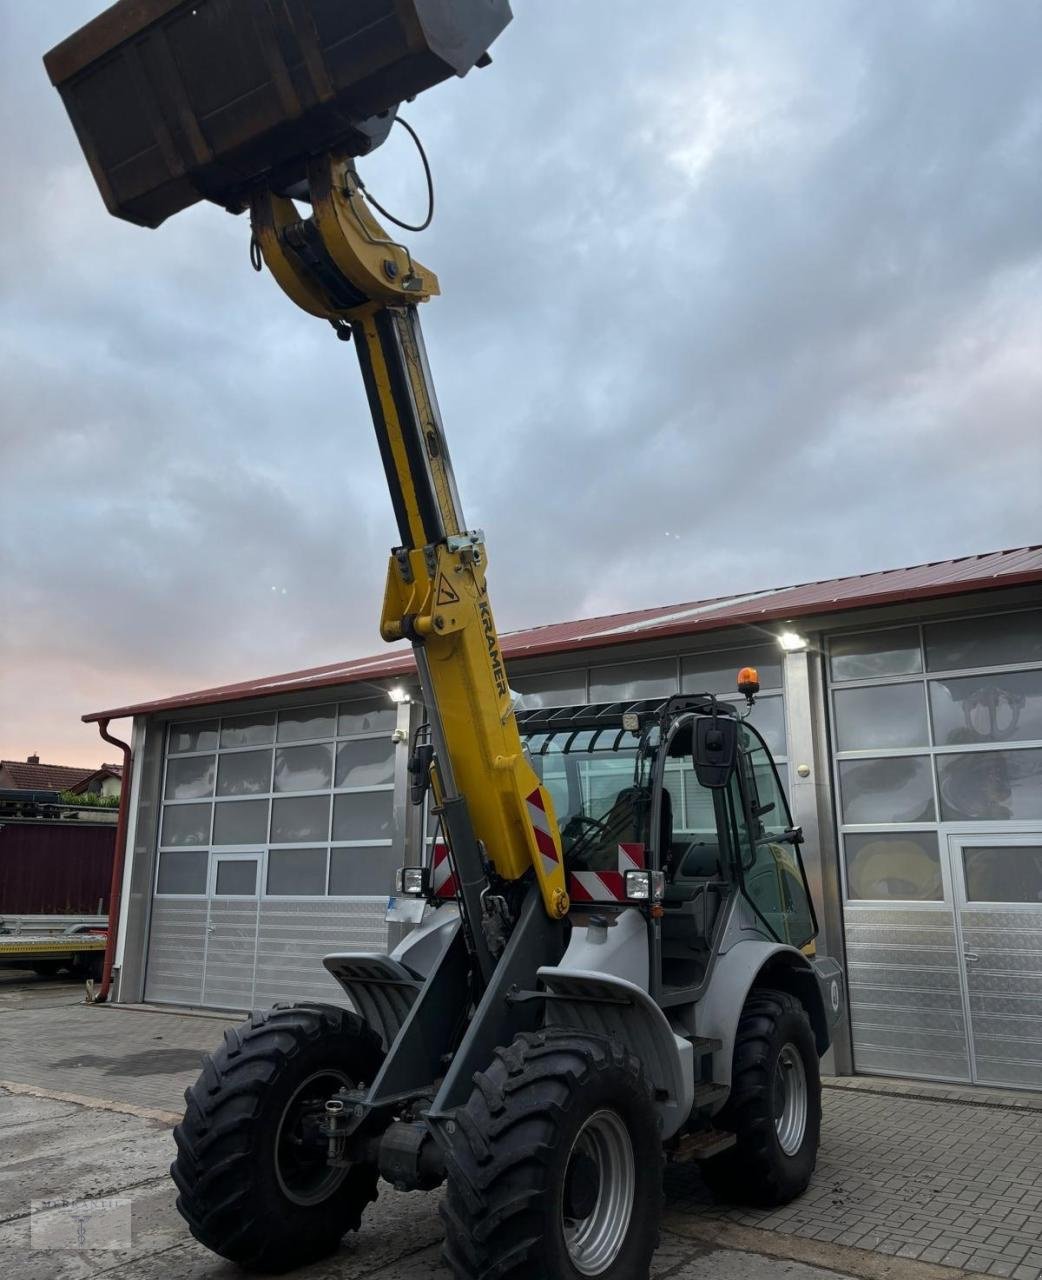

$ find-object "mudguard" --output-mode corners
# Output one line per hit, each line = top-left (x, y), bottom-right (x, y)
(323, 906), (461, 1049)
(536, 965), (694, 1140)
(695, 940), (832, 1094)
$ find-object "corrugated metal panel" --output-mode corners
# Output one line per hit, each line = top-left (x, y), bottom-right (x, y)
(254, 901), (386, 1008)
(145, 897), (387, 1012)
(143, 899), (207, 1004)
(961, 907), (1042, 1090)
(84, 545), (1042, 723)
(0, 822), (115, 915)
(843, 905), (972, 1083)
(202, 900), (259, 1010)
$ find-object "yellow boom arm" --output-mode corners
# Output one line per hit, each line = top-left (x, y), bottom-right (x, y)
(251, 154), (569, 961)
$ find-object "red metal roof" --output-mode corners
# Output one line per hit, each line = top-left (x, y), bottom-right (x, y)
(84, 545), (1042, 723)
(0, 760), (96, 792)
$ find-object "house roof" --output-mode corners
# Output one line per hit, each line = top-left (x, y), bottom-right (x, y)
(0, 760), (95, 791)
(65, 763), (123, 794)
(83, 544), (1042, 724)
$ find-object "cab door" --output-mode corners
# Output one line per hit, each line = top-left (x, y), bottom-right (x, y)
(735, 726), (817, 949)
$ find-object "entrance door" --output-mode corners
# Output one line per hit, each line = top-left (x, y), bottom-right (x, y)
(202, 852), (262, 1010)
(948, 834), (1042, 1090)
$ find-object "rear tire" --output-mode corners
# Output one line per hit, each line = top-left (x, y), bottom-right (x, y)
(700, 988), (820, 1206)
(441, 1030), (663, 1280)
(172, 1003), (384, 1273)
(31, 962), (61, 977)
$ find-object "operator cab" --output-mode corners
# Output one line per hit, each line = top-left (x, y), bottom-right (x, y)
(518, 684), (817, 1002)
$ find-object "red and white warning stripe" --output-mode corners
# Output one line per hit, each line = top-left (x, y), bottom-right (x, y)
(568, 843), (646, 903)
(430, 839), (459, 899)
(525, 788), (561, 881)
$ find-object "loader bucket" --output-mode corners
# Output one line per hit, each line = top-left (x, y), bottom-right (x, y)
(44, 0), (512, 229)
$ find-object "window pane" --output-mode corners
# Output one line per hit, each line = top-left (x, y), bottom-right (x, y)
(937, 749), (1042, 822)
(165, 754), (215, 800)
(830, 628), (921, 682)
(682, 645), (783, 695)
(740, 695), (786, 756)
(267, 847), (328, 896)
(844, 832), (942, 901)
(168, 720), (218, 754)
(589, 659), (677, 702)
(681, 770), (718, 835)
(336, 738), (394, 788)
(274, 743), (333, 792)
(217, 749), (272, 796)
(220, 713), (275, 748)
(329, 845), (398, 895)
(963, 846), (1042, 903)
(833, 683), (928, 752)
(838, 757), (935, 823)
(215, 858), (258, 896)
(277, 705), (335, 743)
(213, 799), (268, 844)
(925, 610), (1042, 673)
(157, 849), (207, 894)
(510, 670), (587, 709)
(930, 670), (1042, 746)
(270, 794), (330, 843)
(161, 802), (212, 847)
(338, 699), (396, 736)
(332, 790), (394, 841)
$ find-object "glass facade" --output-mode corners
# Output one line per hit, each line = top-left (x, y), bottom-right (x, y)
(156, 698), (398, 899)
(829, 608), (1042, 902)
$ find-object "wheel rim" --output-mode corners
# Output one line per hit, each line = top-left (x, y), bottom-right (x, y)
(773, 1043), (808, 1157)
(274, 1068), (352, 1206)
(561, 1109), (635, 1276)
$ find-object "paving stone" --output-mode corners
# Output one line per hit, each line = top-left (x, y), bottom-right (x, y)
(4, 973), (1042, 1280)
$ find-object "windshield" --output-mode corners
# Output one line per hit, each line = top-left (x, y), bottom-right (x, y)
(525, 730), (647, 872)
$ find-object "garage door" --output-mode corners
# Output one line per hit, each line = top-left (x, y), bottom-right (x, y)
(829, 607), (1042, 1087)
(144, 698), (400, 1010)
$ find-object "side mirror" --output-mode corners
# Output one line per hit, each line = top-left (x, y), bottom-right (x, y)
(693, 716), (738, 789)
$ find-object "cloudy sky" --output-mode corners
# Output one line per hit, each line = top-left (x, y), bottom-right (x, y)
(1, 1), (1040, 767)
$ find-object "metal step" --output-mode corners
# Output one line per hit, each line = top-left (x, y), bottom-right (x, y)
(688, 1036), (722, 1056)
(691, 1082), (729, 1110)
(670, 1128), (738, 1163)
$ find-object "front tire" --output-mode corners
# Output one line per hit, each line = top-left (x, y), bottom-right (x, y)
(171, 1003), (384, 1273)
(442, 1030), (662, 1280)
(700, 988), (820, 1206)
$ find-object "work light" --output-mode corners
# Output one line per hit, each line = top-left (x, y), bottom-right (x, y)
(625, 869), (665, 904)
(395, 867), (430, 897)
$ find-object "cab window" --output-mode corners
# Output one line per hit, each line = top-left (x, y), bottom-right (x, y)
(735, 727), (816, 949)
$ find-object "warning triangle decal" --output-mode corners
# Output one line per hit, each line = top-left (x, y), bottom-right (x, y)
(436, 578), (461, 606)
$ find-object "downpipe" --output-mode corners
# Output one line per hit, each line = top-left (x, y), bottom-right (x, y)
(88, 718), (132, 1003)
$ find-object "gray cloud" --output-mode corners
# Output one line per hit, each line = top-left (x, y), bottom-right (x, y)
(1, 1), (1040, 764)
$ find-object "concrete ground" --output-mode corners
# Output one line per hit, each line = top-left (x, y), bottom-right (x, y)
(1, 971), (1041, 1280)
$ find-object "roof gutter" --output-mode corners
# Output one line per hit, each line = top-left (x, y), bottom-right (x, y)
(89, 718), (132, 1004)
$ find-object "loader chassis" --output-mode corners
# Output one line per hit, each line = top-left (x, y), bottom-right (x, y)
(47, 3), (845, 1276)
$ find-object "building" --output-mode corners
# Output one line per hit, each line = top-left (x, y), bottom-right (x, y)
(90, 545), (1042, 1091)
(0, 755), (106, 794)
(66, 764), (123, 800)
(0, 759), (118, 916)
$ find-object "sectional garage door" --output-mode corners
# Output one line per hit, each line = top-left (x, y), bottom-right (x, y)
(829, 608), (1042, 1088)
(144, 698), (399, 1009)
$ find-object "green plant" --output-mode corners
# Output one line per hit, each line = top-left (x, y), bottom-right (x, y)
(60, 790), (119, 808)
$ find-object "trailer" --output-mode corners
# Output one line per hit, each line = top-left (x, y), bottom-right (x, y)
(0, 924), (107, 979)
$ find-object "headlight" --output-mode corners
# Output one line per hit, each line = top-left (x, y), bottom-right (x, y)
(625, 869), (665, 903)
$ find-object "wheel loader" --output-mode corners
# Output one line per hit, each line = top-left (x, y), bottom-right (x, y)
(46, 3), (846, 1276)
